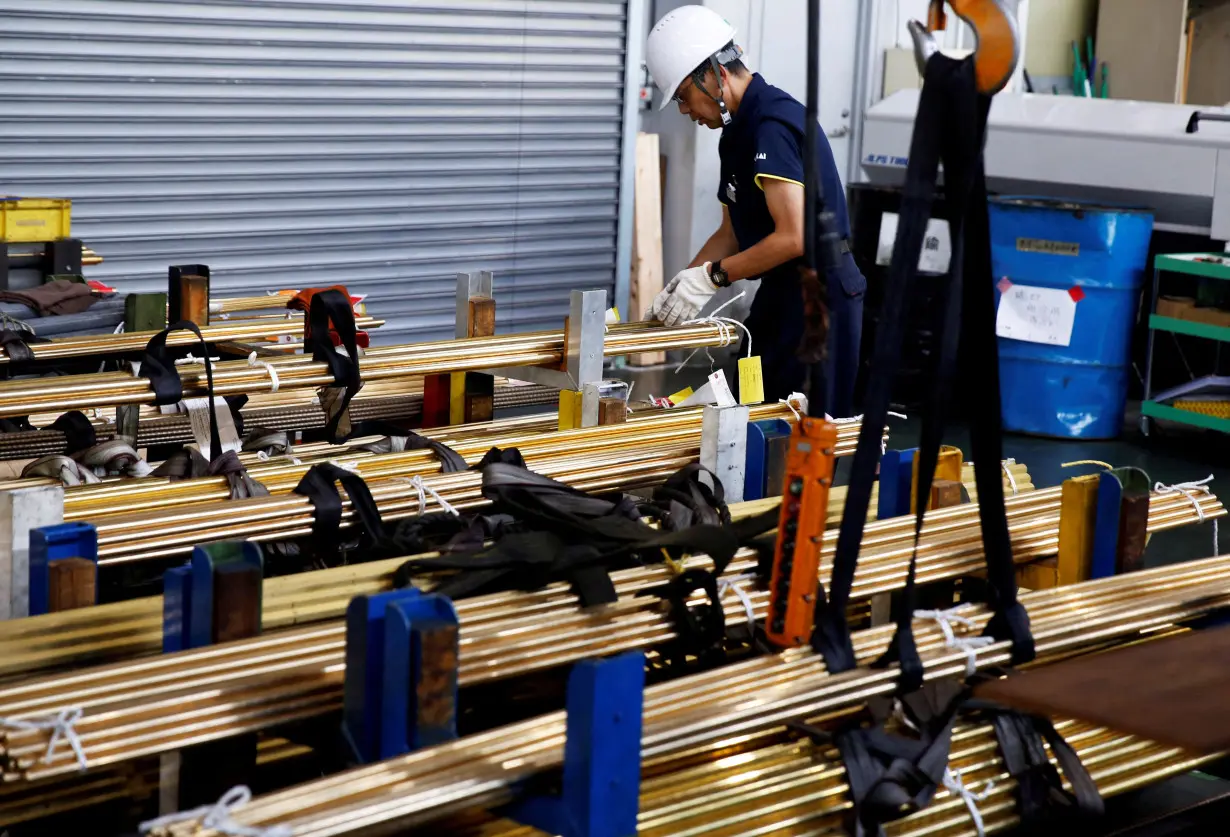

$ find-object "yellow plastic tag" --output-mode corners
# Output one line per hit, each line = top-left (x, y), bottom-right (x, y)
(667, 386), (694, 406)
(605, 307), (621, 325)
(738, 356), (765, 405)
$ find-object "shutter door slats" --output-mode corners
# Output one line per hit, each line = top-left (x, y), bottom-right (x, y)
(0, 0), (628, 343)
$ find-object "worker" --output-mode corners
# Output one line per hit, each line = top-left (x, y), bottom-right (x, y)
(646, 6), (865, 414)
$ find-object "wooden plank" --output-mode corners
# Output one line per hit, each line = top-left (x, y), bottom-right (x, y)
(929, 479), (964, 510)
(1187, 1), (1230, 106)
(598, 397), (628, 425)
(1096, 0), (1189, 103)
(48, 558), (95, 613)
(977, 626), (1230, 753)
(629, 132), (665, 366)
(211, 563), (262, 644)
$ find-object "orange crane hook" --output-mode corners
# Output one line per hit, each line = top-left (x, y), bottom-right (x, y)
(911, 0), (1021, 95)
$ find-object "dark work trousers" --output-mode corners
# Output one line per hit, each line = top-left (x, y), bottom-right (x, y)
(741, 252), (865, 415)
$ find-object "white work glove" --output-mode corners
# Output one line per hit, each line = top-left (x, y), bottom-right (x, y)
(651, 264), (719, 327)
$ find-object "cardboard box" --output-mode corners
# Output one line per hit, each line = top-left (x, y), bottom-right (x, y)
(1157, 295), (1195, 318)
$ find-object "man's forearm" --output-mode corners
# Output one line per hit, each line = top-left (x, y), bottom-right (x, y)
(688, 229), (740, 269)
(721, 231), (804, 283)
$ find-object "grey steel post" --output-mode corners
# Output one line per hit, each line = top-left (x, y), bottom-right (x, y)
(0, 484), (65, 620)
(455, 271), (494, 338)
(567, 288), (607, 391)
(700, 405), (750, 503)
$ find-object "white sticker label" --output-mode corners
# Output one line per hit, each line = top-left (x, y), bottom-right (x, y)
(876, 212), (952, 274)
(995, 283), (1078, 347)
(707, 370), (737, 407)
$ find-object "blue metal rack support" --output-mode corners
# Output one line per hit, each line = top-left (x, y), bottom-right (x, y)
(380, 593), (460, 758)
(509, 650), (646, 837)
(28, 522), (98, 616)
(1091, 467), (1151, 579)
(877, 449), (917, 520)
(163, 542), (264, 652)
(744, 418), (792, 501)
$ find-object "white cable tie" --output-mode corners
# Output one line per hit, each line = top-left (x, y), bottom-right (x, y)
(1002, 460), (1019, 496)
(247, 352), (280, 393)
(113, 321), (124, 334)
(1154, 475), (1218, 556)
(257, 451), (270, 461)
(914, 608), (994, 677)
(399, 475), (460, 517)
(778, 398), (802, 422)
(718, 573), (758, 635)
(329, 460), (360, 474)
(139, 785), (291, 837)
(943, 768), (994, 837)
(0, 707), (88, 771)
(174, 353), (220, 367)
(671, 292), (749, 373)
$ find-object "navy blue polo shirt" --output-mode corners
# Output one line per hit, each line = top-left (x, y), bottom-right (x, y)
(717, 74), (851, 285)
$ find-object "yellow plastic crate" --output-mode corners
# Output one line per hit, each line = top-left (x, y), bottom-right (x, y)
(1174, 399), (1230, 419)
(0, 197), (71, 243)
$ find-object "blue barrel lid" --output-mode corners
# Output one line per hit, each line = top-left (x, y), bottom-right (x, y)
(990, 195), (1153, 216)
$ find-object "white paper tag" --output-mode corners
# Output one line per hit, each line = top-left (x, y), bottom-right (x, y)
(995, 283), (1078, 347)
(876, 211), (952, 274)
(181, 396), (242, 460)
(707, 370), (737, 407)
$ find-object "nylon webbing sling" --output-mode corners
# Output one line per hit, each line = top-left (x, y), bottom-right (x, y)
(812, 54), (1033, 686)
(139, 320), (224, 466)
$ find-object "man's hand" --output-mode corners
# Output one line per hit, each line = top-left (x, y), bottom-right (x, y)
(650, 264), (718, 326)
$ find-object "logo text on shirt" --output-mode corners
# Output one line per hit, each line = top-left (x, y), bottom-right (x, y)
(755, 153), (767, 161)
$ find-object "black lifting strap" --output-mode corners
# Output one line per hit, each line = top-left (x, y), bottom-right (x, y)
(965, 695), (1104, 826)
(292, 462), (387, 553)
(400, 464), (744, 608)
(340, 416), (472, 472)
(139, 320), (223, 464)
(48, 411), (97, 456)
(305, 289), (365, 444)
(651, 462), (732, 530)
(811, 54), (1034, 691)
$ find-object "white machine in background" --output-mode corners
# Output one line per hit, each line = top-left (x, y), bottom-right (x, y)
(860, 91), (1230, 241)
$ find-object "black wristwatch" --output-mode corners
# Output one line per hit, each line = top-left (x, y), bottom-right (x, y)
(710, 259), (732, 288)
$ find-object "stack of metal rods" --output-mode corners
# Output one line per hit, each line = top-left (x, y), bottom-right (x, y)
(0, 322), (735, 418)
(0, 315), (385, 364)
(212, 291), (298, 314)
(446, 713), (1216, 837)
(0, 493), (1219, 784)
(140, 554), (1230, 837)
(4, 380), (560, 461)
(0, 478), (1200, 685)
(55, 403), (820, 520)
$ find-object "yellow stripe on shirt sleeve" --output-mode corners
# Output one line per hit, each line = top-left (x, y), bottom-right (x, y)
(754, 173), (805, 191)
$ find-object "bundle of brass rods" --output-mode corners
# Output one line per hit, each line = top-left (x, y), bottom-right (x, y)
(212, 291), (298, 314)
(55, 403), (825, 520)
(3, 381), (560, 462)
(140, 553), (1230, 837)
(0, 322), (735, 417)
(1, 493), (1218, 784)
(0, 458), (1042, 682)
(445, 712), (1216, 837)
(0, 315), (385, 364)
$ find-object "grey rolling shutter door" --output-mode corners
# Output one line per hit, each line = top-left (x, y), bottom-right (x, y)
(0, 0), (628, 344)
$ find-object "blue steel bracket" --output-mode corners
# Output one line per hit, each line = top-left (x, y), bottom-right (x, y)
(508, 651), (646, 837)
(342, 588), (460, 764)
(28, 522), (98, 616)
(744, 419), (792, 501)
(163, 541), (264, 653)
(1091, 467), (1151, 578)
(380, 593), (460, 758)
(878, 449), (918, 521)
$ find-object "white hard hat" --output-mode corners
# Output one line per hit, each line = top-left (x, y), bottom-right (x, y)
(646, 5), (738, 112)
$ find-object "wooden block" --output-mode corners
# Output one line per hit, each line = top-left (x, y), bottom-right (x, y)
(125, 292), (168, 333)
(1016, 556), (1058, 591)
(977, 626), (1230, 753)
(558, 390), (583, 430)
(597, 397), (627, 425)
(929, 479), (965, 510)
(172, 275), (210, 326)
(211, 563), (262, 644)
(48, 558), (95, 613)
(1116, 492), (1151, 575)
(1057, 475), (1099, 584)
(629, 132), (665, 366)
(467, 297), (496, 338)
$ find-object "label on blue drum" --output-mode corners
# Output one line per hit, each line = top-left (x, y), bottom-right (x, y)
(1017, 237), (1080, 256)
(996, 282), (1079, 347)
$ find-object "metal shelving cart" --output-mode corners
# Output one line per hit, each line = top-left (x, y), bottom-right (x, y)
(1141, 252), (1230, 436)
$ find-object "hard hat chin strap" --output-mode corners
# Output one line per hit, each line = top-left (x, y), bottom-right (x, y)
(694, 55), (732, 126)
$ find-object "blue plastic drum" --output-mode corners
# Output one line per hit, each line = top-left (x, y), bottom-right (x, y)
(990, 198), (1154, 439)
